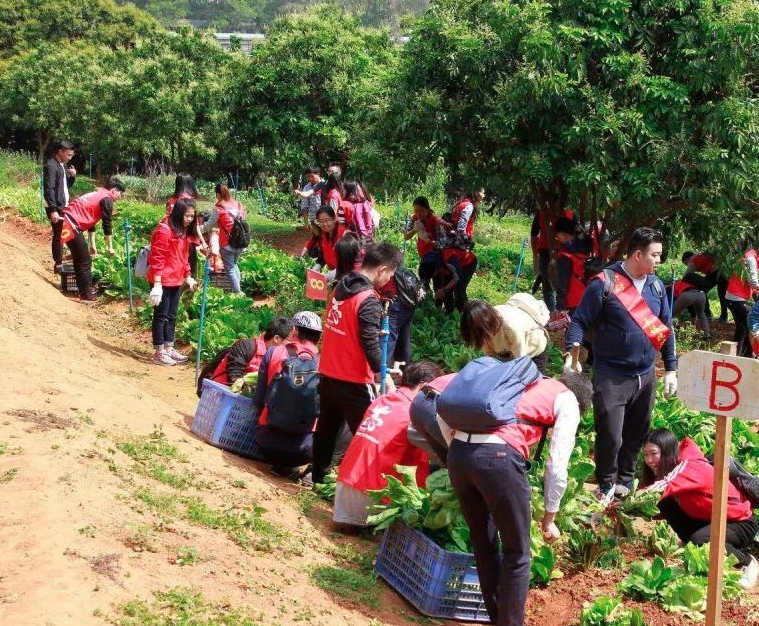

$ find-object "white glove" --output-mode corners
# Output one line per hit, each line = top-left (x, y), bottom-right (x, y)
(185, 277), (198, 291)
(149, 284), (163, 306)
(563, 354), (582, 374)
(663, 371), (678, 397)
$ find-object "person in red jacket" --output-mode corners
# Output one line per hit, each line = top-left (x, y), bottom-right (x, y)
(148, 199), (199, 366)
(725, 246), (758, 356)
(208, 317), (293, 386)
(312, 242), (404, 484)
(60, 177), (125, 302)
(451, 188), (486, 239)
(404, 196), (451, 291)
(668, 279), (711, 340)
(323, 172), (344, 213)
(640, 429), (758, 589)
(299, 207), (346, 274)
(251, 311), (323, 475)
(681, 251), (727, 322)
(531, 208), (576, 312)
(333, 360), (443, 526)
(166, 173), (204, 277)
(207, 182), (247, 293)
(435, 245), (477, 313)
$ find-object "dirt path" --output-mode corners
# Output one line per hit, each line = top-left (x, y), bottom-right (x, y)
(0, 211), (755, 626)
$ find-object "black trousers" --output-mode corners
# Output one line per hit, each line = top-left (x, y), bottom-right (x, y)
(593, 368), (657, 486)
(312, 376), (375, 483)
(443, 260), (478, 314)
(659, 498), (758, 567)
(151, 285), (182, 347)
(387, 298), (414, 365)
(448, 441), (531, 626)
(726, 299), (752, 357)
(65, 232), (93, 298)
(538, 249), (556, 312)
(418, 255), (437, 292)
(50, 218), (64, 266)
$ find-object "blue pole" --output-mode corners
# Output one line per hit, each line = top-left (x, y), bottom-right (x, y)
(379, 304), (390, 394)
(88, 154), (93, 179)
(195, 260), (211, 383)
(38, 176), (46, 222)
(124, 219), (133, 311)
(512, 237), (528, 293)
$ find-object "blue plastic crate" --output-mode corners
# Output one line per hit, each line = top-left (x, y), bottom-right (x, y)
(192, 378), (263, 459)
(375, 521), (490, 622)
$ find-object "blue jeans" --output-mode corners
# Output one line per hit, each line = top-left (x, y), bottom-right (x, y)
(447, 440), (531, 626)
(387, 299), (414, 365)
(220, 245), (244, 293)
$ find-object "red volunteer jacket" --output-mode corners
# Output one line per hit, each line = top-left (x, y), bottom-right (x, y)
(441, 247), (476, 269)
(215, 199), (246, 248)
(63, 188), (111, 232)
(337, 388), (429, 493)
(337, 200), (354, 228)
(452, 199), (476, 238)
(535, 209), (576, 250)
(673, 279), (696, 300)
(307, 224), (346, 270)
(146, 222), (191, 287)
(726, 249), (758, 301)
(210, 335), (267, 385)
(690, 253), (715, 275)
(325, 188), (342, 210)
(557, 249), (587, 309)
(259, 339), (318, 427)
(165, 193), (193, 216)
(319, 289), (377, 384)
(659, 438), (753, 522)
(413, 213), (445, 258)
(492, 378), (568, 460)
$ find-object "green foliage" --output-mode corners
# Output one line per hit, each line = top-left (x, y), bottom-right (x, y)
(530, 542), (562, 586)
(618, 557), (681, 601)
(580, 596), (647, 626)
(313, 472), (337, 502)
(566, 525), (622, 571)
(647, 522), (683, 562)
(310, 565), (381, 609)
(411, 303), (479, 371)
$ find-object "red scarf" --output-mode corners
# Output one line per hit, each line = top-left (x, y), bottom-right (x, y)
(610, 271), (671, 350)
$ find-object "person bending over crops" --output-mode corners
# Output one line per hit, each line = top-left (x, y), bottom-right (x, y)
(199, 317), (293, 395)
(333, 360), (442, 526)
(251, 311), (323, 476)
(403, 196), (451, 292)
(299, 206), (346, 274)
(639, 428), (758, 589)
(61, 176), (125, 302)
(312, 242), (403, 484)
(460, 296), (550, 374)
(147, 199), (199, 366)
(439, 368), (593, 626)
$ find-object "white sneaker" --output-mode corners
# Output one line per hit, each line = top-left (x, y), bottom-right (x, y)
(165, 347), (189, 363)
(153, 349), (176, 366)
(739, 556), (759, 590)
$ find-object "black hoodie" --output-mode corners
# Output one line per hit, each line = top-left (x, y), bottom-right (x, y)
(333, 271), (383, 374)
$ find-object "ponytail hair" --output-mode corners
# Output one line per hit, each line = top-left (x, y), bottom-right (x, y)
(215, 182), (232, 202)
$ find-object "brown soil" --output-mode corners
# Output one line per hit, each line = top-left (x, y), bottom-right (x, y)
(0, 211), (756, 626)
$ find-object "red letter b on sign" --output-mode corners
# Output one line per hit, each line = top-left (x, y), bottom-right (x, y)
(709, 362), (742, 412)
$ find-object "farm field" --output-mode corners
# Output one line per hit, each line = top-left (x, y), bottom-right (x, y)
(1, 153), (758, 626)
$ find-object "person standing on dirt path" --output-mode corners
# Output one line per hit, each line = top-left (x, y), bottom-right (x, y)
(148, 199), (199, 366)
(293, 166), (325, 228)
(61, 177), (125, 302)
(440, 369), (593, 626)
(311, 242), (403, 485)
(43, 140), (77, 274)
(565, 227), (677, 502)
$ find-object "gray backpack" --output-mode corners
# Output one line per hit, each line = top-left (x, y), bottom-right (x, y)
(134, 245), (150, 278)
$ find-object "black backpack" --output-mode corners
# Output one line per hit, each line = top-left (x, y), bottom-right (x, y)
(394, 267), (426, 309)
(196, 346), (231, 397)
(226, 205), (251, 249)
(264, 346), (320, 435)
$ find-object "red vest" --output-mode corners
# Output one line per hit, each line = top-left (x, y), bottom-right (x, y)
(415, 214), (440, 258)
(558, 249), (587, 309)
(259, 340), (318, 426)
(320, 224), (347, 270)
(690, 253), (714, 274)
(337, 200), (354, 228)
(662, 438), (753, 522)
(319, 289), (378, 384)
(536, 209), (575, 250)
(452, 199), (475, 238)
(216, 199), (245, 248)
(673, 279), (696, 300)
(210, 336), (267, 385)
(63, 189), (110, 232)
(493, 378), (567, 459)
(146, 222), (191, 286)
(442, 247), (476, 269)
(337, 388), (429, 493)
(165, 193), (193, 216)
(726, 249), (758, 301)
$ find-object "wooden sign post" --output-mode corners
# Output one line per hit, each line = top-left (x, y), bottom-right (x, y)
(677, 342), (759, 626)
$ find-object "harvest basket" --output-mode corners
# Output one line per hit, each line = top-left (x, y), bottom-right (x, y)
(375, 521), (489, 622)
(192, 378), (262, 458)
(60, 264), (78, 293)
(208, 271), (233, 291)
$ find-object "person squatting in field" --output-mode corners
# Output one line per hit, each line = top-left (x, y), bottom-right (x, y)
(565, 227), (677, 502)
(148, 198), (199, 366)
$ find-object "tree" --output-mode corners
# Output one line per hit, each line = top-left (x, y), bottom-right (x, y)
(360, 0), (759, 259)
(228, 4), (397, 175)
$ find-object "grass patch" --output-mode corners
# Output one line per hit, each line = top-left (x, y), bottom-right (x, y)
(116, 587), (262, 625)
(1, 468), (19, 483)
(326, 543), (376, 574)
(175, 546), (200, 566)
(139, 462), (195, 490)
(117, 426), (184, 463)
(310, 565), (381, 609)
(294, 489), (319, 517)
(231, 479), (247, 489)
(0, 441), (6, 455)
(133, 487), (182, 518)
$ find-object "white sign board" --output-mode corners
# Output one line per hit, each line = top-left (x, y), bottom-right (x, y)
(678, 350), (759, 421)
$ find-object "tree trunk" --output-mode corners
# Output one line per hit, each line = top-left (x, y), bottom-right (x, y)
(36, 130), (51, 164)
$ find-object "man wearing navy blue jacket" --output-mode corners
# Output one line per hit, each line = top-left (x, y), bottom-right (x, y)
(565, 227), (677, 501)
